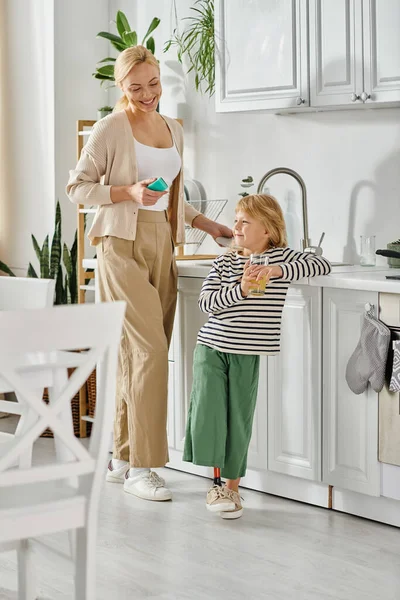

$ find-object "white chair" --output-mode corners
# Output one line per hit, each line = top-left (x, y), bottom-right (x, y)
(0, 276), (55, 310)
(0, 301), (125, 599)
(0, 276), (55, 462)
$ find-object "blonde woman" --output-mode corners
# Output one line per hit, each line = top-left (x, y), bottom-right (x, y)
(67, 46), (232, 501)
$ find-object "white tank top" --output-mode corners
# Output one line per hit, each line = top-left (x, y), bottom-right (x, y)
(134, 137), (182, 211)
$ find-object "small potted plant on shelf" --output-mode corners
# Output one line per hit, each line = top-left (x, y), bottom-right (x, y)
(97, 106), (113, 120)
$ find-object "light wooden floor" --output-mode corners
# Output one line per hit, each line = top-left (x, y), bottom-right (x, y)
(1, 417), (400, 600)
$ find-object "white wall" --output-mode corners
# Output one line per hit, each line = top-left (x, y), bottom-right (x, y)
(138, 0), (400, 264)
(2, 0), (55, 273)
(55, 0), (110, 248)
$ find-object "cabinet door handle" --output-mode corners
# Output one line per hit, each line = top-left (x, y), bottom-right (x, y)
(296, 97), (306, 106)
(360, 92), (371, 102)
(351, 93), (360, 102)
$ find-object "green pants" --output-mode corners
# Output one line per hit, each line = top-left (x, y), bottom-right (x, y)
(183, 344), (260, 480)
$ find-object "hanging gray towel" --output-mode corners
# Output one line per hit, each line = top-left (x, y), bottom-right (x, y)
(389, 341), (400, 392)
(346, 304), (391, 394)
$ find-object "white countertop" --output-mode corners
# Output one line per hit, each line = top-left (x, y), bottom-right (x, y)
(83, 258), (400, 294)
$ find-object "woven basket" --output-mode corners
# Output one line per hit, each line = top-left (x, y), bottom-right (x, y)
(87, 369), (97, 418)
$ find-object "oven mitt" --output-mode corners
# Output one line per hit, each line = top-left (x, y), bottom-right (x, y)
(345, 308), (391, 394)
(389, 340), (400, 392)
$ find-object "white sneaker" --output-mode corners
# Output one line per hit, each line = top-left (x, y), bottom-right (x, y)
(123, 470), (172, 501)
(105, 459), (129, 483)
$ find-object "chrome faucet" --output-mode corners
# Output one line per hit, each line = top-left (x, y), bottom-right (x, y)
(257, 167), (311, 251)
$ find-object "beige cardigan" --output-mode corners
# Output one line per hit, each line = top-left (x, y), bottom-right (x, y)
(66, 111), (200, 246)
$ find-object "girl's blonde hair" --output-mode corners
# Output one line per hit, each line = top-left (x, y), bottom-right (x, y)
(113, 45), (160, 112)
(236, 194), (288, 248)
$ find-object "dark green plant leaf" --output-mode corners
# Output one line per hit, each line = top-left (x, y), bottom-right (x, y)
(55, 200), (61, 229)
(50, 222), (62, 279)
(93, 73), (115, 82)
(97, 65), (115, 77)
(55, 266), (64, 305)
(0, 260), (16, 277)
(97, 31), (124, 45)
(123, 31), (138, 47)
(97, 57), (117, 64)
(64, 273), (70, 304)
(146, 36), (155, 55)
(141, 17), (160, 44)
(40, 236), (50, 279)
(31, 234), (41, 263)
(63, 243), (72, 278)
(27, 262), (38, 278)
(116, 10), (131, 39)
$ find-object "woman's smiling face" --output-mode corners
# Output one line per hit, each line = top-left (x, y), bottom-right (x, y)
(121, 61), (161, 113)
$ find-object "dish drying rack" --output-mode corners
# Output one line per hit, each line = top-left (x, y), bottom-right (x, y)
(176, 199), (228, 260)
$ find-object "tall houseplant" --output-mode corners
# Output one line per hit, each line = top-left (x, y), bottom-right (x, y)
(93, 11), (160, 87)
(164, 0), (216, 96)
(0, 201), (80, 305)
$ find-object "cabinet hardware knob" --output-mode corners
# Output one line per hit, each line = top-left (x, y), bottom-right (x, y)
(360, 92), (371, 102)
(296, 97), (306, 106)
(351, 93), (360, 102)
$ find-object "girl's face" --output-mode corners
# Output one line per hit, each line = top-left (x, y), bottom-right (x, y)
(121, 62), (162, 113)
(234, 210), (270, 254)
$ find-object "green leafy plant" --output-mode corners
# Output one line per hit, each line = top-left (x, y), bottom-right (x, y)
(93, 11), (160, 86)
(164, 0), (215, 96)
(0, 201), (81, 305)
(97, 105), (113, 112)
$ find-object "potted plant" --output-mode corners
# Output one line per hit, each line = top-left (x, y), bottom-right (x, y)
(387, 239), (400, 268)
(93, 10), (160, 87)
(0, 201), (82, 304)
(97, 106), (113, 120)
(164, 0), (216, 97)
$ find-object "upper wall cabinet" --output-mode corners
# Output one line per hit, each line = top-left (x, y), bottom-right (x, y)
(309, 0), (400, 108)
(215, 0), (400, 113)
(214, 0), (309, 112)
(362, 0), (400, 104)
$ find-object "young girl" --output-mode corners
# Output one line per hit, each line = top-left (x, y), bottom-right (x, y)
(183, 194), (331, 519)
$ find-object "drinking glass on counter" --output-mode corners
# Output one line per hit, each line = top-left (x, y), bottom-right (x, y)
(248, 254), (269, 297)
(360, 235), (376, 266)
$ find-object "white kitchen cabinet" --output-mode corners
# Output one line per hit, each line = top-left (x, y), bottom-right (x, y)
(322, 288), (380, 496)
(362, 0), (400, 104)
(309, 0), (363, 107)
(309, 0), (400, 108)
(268, 285), (322, 481)
(215, 0), (309, 113)
(168, 276), (268, 470)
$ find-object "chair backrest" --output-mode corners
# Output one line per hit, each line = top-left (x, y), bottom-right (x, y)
(0, 302), (125, 504)
(0, 276), (55, 310)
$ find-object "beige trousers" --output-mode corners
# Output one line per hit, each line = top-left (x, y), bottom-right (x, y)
(97, 210), (177, 467)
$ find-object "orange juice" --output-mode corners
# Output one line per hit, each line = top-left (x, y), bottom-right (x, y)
(248, 274), (267, 297)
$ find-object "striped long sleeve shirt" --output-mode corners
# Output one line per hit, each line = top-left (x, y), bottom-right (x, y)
(197, 248), (331, 355)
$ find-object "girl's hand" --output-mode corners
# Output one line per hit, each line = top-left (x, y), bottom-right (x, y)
(241, 263), (283, 297)
(128, 178), (167, 206)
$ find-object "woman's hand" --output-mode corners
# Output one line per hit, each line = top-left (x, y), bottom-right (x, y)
(191, 215), (233, 241)
(128, 179), (168, 206)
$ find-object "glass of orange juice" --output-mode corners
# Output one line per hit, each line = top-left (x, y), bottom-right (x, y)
(248, 254), (270, 297)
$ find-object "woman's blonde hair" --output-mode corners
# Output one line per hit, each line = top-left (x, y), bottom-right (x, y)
(236, 194), (288, 248)
(113, 45), (160, 112)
